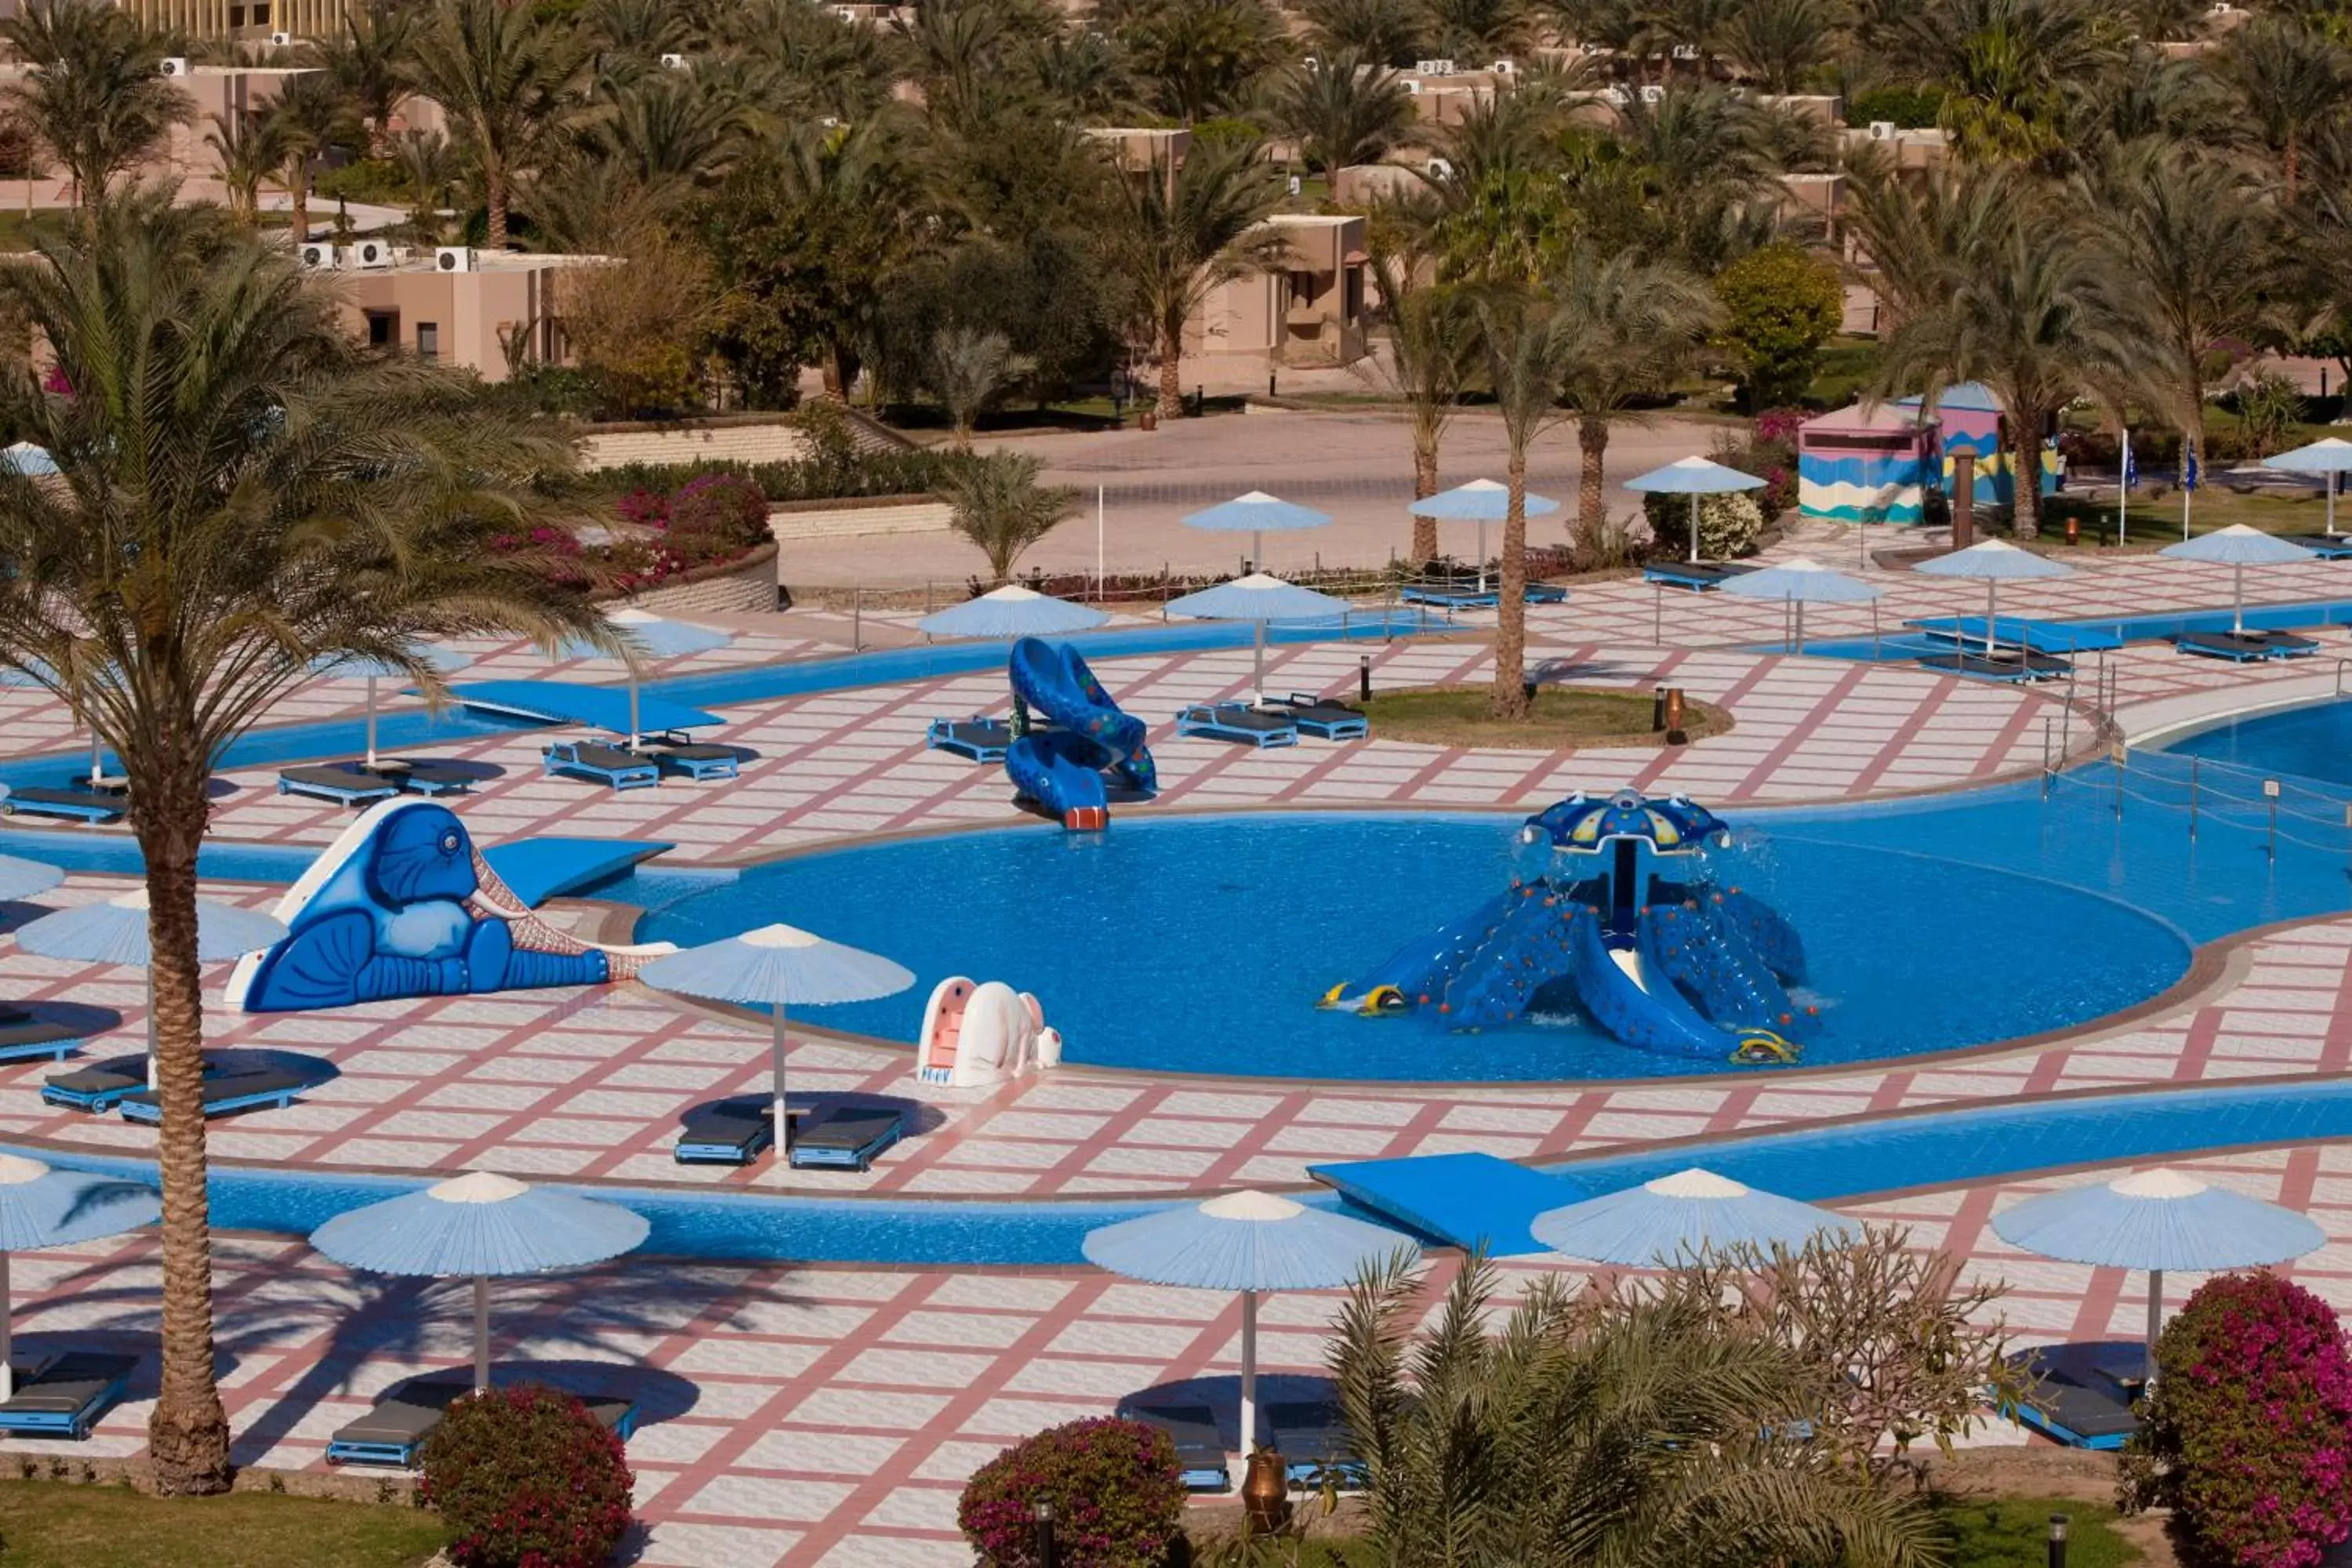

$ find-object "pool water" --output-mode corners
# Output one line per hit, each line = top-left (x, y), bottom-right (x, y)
(2161, 700), (2352, 790)
(628, 814), (2190, 1083)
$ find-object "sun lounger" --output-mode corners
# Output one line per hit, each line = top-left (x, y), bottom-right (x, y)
(43, 1062), (151, 1113)
(674, 1098), (812, 1165)
(1399, 582), (1569, 609)
(786, 1110), (904, 1171)
(364, 759), (477, 797)
(1915, 650), (2071, 683)
(326, 1379), (640, 1467)
(278, 764), (404, 807)
(0, 785), (124, 822)
(2284, 535), (2352, 560)
(1645, 561), (1759, 591)
(1267, 1399), (1365, 1488)
(926, 717), (1014, 762)
(1119, 1402), (1232, 1492)
(1175, 704), (1298, 749)
(117, 1068), (307, 1123)
(543, 739), (661, 790)
(2173, 630), (2320, 662)
(0, 1007), (85, 1065)
(1998, 1342), (2144, 1450)
(0, 1351), (138, 1440)
(630, 736), (739, 781)
(1261, 693), (1370, 741)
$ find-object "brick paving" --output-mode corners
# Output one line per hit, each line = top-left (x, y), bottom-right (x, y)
(4, 530), (2352, 1563)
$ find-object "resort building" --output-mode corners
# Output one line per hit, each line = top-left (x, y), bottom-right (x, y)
(304, 246), (595, 381)
(1185, 212), (1370, 371)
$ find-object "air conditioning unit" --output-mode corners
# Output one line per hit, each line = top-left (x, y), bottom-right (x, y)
(296, 241), (335, 269)
(832, 5), (857, 19)
(1425, 156), (1454, 178)
(659, 52), (688, 69)
(1287, 173), (1301, 197)
(1490, 57), (1515, 74)
(1639, 83), (1664, 103)
(1415, 58), (1456, 76)
(1403, 78), (1421, 94)
(434, 246), (474, 274)
(2208, 2), (2235, 13)
(1869, 120), (1897, 140)
(1670, 43), (1699, 60)
(1599, 85), (1630, 106)
(346, 239), (392, 268)
(158, 56), (189, 77)
(267, 30), (292, 45)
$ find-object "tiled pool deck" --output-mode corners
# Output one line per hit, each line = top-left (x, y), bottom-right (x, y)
(8, 527), (2352, 1564)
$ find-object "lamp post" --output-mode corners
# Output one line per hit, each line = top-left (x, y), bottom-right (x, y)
(1033, 1497), (1058, 1568)
(2047, 1513), (2070, 1568)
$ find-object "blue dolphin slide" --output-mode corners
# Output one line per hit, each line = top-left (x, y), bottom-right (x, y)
(1004, 637), (1157, 829)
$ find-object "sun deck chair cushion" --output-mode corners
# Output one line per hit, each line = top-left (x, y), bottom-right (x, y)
(279, 764), (402, 801)
(373, 760), (477, 794)
(1120, 1402), (1232, 1487)
(0, 1351), (137, 1433)
(1267, 1400), (1363, 1480)
(0, 786), (124, 820)
(634, 739), (735, 763)
(332, 1381), (634, 1461)
(42, 1064), (143, 1103)
(116, 1068), (305, 1121)
(550, 740), (652, 771)
(0, 1014), (82, 1057)
(675, 1102), (781, 1163)
(788, 1111), (903, 1169)
(1190, 706), (1293, 733)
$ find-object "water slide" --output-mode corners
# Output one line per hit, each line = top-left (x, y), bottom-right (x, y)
(1642, 900), (1807, 1041)
(1004, 638), (1157, 829)
(1323, 890), (1516, 1014)
(1563, 906), (1767, 1060)
(1439, 889), (1582, 1031)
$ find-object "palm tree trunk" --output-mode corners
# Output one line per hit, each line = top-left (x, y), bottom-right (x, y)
(2285, 136), (2299, 201)
(137, 775), (233, 1496)
(1156, 323), (1184, 419)
(1411, 437), (1439, 564)
(485, 161), (507, 252)
(1576, 415), (1610, 543)
(1490, 447), (1530, 720)
(2012, 418), (2042, 539)
(288, 166), (308, 246)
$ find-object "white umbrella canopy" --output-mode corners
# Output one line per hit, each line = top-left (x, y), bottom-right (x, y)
(2264, 437), (2352, 535)
(916, 586), (1109, 641)
(1410, 480), (1562, 591)
(0, 854), (64, 904)
(1719, 557), (1881, 653)
(0, 1152), (158, 1400)
(1913, 539), (2074, 658)
(1181, 492), (1331, 572)
(2158, 524), (2316, 633)
(1624, 458), (1769, 565)
(309, 647), (473, 769)
(1163, 575), (1352, 702)
(556, 608), (735, 747)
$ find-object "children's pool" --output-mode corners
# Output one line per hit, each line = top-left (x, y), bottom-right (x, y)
(626, 811), (2193, 1082)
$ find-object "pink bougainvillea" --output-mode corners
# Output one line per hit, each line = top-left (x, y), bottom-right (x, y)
(2122, 1272), (2352, 1568)
(956, 1418), (1185, 1568)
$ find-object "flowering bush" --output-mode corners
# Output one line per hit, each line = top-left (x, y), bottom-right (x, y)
(2121, 1272), (2352, 1568)
(417, 1385), (635, 1568)
(615, 488), (670, 529)
(1643, 491), (1767, 560)
(956, 1417), (1185, 1568)
(664, 471), (770, 550)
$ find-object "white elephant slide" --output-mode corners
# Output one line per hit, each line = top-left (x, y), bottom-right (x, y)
(916, 977), (1062, 1087)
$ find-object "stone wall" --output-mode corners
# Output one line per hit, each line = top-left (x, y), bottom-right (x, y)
(580, 421), (815, 471)
(768, 495), (955, 541)
(616, 545), (778, 614)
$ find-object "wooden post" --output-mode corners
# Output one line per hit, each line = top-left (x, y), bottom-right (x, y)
(1951, 452), (1976, 547)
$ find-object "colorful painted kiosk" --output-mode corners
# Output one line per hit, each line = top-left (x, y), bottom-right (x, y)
(1796, 401), (1936, 526)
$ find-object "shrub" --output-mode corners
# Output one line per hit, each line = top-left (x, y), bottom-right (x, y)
(665, 471), (771, 550)
(1848, 86), (1944, 129)
(2120, 1272), (2352, 1568)
(1644, 490), (1767, 560)
(1712, 243), (1844, 412)
(956, 1417), (1185, 1568)
(417, 1385), (635, 1568)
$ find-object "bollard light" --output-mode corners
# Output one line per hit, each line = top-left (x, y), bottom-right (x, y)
(1359, 653), (1372, 703)
(2047, 1512), (2069, 1568)
(1034, 1497), (1059, 1568)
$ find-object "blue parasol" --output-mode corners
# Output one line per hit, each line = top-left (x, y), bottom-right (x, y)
(0, 1152), (158, 1400)
(309, 647), (473, 768)
(1914, 539), (2074, 658)
(2264, 437), (2352, 535)
(1084, 1191), (1417, 1453)
(1531, 1167), (1861, 1265)
(1720, 556), (1882, 652)
(1181, 492), (1331, 573)
(1163, 574), (1352, 701)
(557, 608), (735, 747)
(1410, 479), (1560, 591)
(0, 854), (63, 904)
(916, 586), (1109, 641)
(2158, 525), (2314, 634)
(1624, 458), (1769, 566)
(310, 1170), (650, 1392)
(1, 442), (57, 477)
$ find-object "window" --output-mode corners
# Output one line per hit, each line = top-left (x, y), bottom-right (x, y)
(416, 322), (440, 361)
(365, 310), (397, 348)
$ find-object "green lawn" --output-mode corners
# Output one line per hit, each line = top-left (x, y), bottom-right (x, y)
(0, 1482), (448, 1568)
(1358, 684), (1731, 750)
(1935, 1494), (2140, 1568)
(2029, 485), (2339, 549)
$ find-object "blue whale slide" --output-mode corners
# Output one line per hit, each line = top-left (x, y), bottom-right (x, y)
(1004, 637), (1157, 829)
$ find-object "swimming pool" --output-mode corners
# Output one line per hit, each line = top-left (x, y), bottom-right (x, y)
(2160, 699), (2352, 790)
(1795, 595), (2352, 662)
(624, 812), (2193, 1082)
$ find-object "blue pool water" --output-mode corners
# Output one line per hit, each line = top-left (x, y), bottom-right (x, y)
(1797, 595), (2352, 662)
(626, 813), (2193, 1082)
(2162, 699), (2352, 790)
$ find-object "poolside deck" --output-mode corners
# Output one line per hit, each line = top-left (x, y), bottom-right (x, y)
(7, 523), (2352, 1563)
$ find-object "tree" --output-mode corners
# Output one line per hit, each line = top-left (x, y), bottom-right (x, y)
(314, 0), (419, 158)
(927, 325), (1023, 448)
(942, 449), (1079, 582)
(203, 111), (278, 229)
(1361, 256), (1479, 561)
(1330, 1250), (1947, 1567)
(1263, 52), (1416, 178)
(260, 71), (348, 247)
(2220, 15), (2346, 200)
(1553, 245), (1719, 539)
(1301, 0), (1426, 66)
(1474, 285), (1574, 720)
(560, 213), (718, 416)
(1112, 0), (1285, 124)
(1098, 136), (1286, 419)
(1722, 0), (1847, 94)
(401, 0), (582, 250)
(1893, 0), (2104, 166)
(1419, 0), (1534, 60)
(0, 197), (607, 1495)
(1713, 241), (1842, 410)
(2, 0), (191, 215)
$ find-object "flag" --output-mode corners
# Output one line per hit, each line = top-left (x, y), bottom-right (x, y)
(2121, 433), (2136, 489)
(2183, 439), (2200, 492)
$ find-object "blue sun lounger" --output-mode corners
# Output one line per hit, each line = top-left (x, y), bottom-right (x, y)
(2173, 630), (2320, 662)
(1400, 582), (1568, 609)
(43, 1062), (156, 1113)
(278, 764), (404, 807)
(673, 1098), (813, 1165)
(1264, 694), (1370, 740)
(630, 735), (739, 780)
(0, 784), (124, 822)
(0, 1352), (138, 1440)
(1175, 705), (1298, 749)
(926, 716), (1013, 762)
(1268, 1400), (1366, 1488)
(1644, 561), (1759, 591)
(118, 1069), (307, 1123)
(1117, 1402), (1232, 1492)
(786, 1111), (904, 1171)
(0, 1007), (84, 1064)
(1997, 1343), (2143, 1450)
(326, 1380), (640, 1467)
(543, 739), (661, 790)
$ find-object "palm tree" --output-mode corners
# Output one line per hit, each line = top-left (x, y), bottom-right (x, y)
(0, 197), (608, 1495)
(2, 0), (191, 215)
(1332, 1251), (1946, 1567)
(1100, 136), (1287, 419)
(1420, 0), (1534, 60)
(1721, 0), (1847, 93)
(401, 0), (583, 250)
(1473, 285), (1575, 720)
(1363, 253), (1479, 561)
(1112, 0), (1286, 125)
(1864, 172), (2122, 538)
(314, 0), (418, 158)
(1301, 0), (1427, 66)
(942, 449), (1080, 582)
(1264, 52), (1417, 177)
(2220, 15), (2346, 199)
(203, 111), (278, 228)
(1893, 0), (2104, 166)
(1552, 245), (1718, 539)
(262, 71), (347, 246)
(928, 325), (1022, 448)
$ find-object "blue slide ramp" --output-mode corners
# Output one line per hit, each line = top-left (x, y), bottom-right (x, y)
(1643, 900), (1810, 1042)
(1322, 890), (1515, 1014)
(1005, 638), (1157, 829)
(1442, 888), (1582, 1031)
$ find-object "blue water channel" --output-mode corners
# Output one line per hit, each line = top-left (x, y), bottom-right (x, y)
(1796, 594), (2352, 662)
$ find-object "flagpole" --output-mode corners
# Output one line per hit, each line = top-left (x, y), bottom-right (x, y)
(2181, 437), (2195, 543)
(2118, 427), (2130, 545)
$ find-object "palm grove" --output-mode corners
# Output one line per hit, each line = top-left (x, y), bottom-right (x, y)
(1, 0), (2351, 1503)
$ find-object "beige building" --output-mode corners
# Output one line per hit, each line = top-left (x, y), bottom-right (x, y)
(303, 246), (597, 381)
(1185, 213), (1368, 371)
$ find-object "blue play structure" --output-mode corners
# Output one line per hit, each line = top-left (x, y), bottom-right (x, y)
(1003, 637), (1156, 829)
(227, 799), (667, 1013)
(1322, 790), (1811, 1065)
